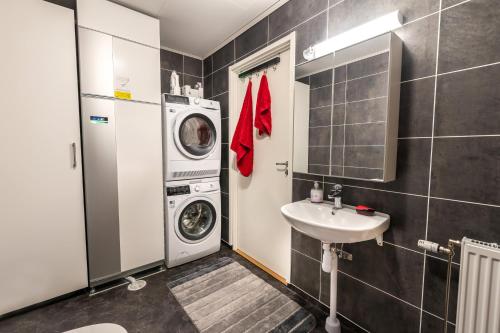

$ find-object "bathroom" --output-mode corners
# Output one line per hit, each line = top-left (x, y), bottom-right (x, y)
(0, 0), (498, 332)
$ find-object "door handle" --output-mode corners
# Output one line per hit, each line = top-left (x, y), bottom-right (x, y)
(275, 161), (289, 176)
(71, 142), (77, 168)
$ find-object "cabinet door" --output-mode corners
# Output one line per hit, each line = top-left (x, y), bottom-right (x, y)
(115, 101), (164, 271)
(113, 38), (161, 104)
(81, 97), (121, 282)
(78, 27), (114, 97)
(0, 0), (87, 315)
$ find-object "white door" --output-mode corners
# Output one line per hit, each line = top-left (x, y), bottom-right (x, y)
(115, 101), (165, 271)
(0, 0), (88, 315)
(230, 44), (294, 282)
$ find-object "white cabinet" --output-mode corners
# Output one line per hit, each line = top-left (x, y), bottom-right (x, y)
(77, 0), (163, 286)
(113, 39), (161, 104)
(77, 0), (160, 48)
(78, 27), (161, 104)
(115, 101), (164, 271)
(78, 28), (114, 98)
(0, 0), (87, 315)
(81, 98), (164, 283)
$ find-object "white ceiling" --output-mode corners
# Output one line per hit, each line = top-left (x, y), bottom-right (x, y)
(111, 0), (287, 59)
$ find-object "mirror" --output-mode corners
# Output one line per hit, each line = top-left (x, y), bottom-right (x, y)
(293, 33), (402, 182)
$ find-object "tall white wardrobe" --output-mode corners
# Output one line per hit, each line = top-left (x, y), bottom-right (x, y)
(0, 0), (88, 316)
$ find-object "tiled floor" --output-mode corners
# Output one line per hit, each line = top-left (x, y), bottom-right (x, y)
(0, 244), (363, 333)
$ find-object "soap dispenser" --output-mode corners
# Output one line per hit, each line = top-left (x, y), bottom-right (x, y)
(310, 181), (323, 203)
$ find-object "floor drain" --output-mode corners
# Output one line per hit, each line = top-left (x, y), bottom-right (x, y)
(125, 276), (146, 291)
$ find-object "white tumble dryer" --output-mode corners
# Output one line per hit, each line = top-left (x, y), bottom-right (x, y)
(165, 177), (221, 268)
(162, 94), (221, 181)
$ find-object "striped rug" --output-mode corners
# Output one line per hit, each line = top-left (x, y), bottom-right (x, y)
(167, 257), (316, 333)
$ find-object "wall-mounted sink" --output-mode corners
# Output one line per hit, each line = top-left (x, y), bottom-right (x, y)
(281, 199), (390, 333)
(281, 200), (389, 244)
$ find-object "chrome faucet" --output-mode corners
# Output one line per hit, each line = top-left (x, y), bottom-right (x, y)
(327, 184), (343, 213)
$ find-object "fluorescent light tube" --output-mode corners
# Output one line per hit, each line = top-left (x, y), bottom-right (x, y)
(303, 10), (403, 60)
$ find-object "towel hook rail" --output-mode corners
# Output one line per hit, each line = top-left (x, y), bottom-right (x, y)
(239, 57), (280, 79)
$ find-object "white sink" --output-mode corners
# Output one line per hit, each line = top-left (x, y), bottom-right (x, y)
(281, 200), (389, 244)
(281, 199), (390, 333)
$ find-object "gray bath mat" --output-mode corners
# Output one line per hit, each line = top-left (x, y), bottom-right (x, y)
(167, 257), (316, 333)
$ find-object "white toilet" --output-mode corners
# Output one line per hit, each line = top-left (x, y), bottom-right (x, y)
(64, 323), (127, 333)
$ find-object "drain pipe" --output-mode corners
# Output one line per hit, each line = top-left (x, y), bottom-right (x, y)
(323, 243), (341, 333)
(125, 276), (147, 291)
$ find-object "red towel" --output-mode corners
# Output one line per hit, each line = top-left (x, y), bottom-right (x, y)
(230, 81), (254, 177)
(255, 74), (272, 136)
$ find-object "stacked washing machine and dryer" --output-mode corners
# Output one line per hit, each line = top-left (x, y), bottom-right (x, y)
(162, 94), (222, 268)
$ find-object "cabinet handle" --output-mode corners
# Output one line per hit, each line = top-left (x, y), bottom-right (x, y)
(71, 142), (77, 168)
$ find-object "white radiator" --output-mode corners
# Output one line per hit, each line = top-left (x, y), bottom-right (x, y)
(456, 238), (500, 333)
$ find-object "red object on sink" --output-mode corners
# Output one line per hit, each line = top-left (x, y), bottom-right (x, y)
(355, 205), (375, 216)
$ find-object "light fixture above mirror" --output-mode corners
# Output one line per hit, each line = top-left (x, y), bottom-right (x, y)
(303, 10), (403, 61)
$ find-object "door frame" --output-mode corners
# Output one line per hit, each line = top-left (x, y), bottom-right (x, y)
(227, 32), (296, 275)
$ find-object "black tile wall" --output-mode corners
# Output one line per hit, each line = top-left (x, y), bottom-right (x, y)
(430, 137), (499, 206)
(183, 56), (202, 77)
(328, 0), (439, 37)
(291, 229), (321, 260)
(395, 13), (439, 81)
(159, 49), (203, 95)
(421, 311), (456, 333)
(337, 272), (421, 333)
(203, 56), (212, 77)
(268, 0), (328, 41)
(438, 0), (500, 73)
(212, 41), (234, 72)
(291, 250), (321, 298)
(161, 49), (183, 73)
(309, 106), (331, 127)
(434, 64), (500, 136)
(427, 198), (500, 263)
(221, 217), (229, 242)
(202, 0), (500, 330)
(235, 17), (268, 59)
(339, 241), (424, 306)
(422, 256), (460, 322)
(183, 74), (201, 88)
(398, 77), (435, 138)
(212, 66), (229, 96)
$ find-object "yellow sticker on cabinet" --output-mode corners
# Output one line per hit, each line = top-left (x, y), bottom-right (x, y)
(114, 90), (132, 100)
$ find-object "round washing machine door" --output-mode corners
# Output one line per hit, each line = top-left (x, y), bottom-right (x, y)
(175, 198), (217, 244)
(174, 112), (217, 159)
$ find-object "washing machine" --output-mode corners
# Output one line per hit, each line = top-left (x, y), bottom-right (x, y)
(165, 177), (221, 268)
(162, 94), (221, 181)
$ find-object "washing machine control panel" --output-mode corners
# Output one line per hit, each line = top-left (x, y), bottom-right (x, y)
(166, 185), (190, 196)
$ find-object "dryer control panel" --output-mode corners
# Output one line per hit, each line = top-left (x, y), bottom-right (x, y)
(162, 93), (220, 110)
